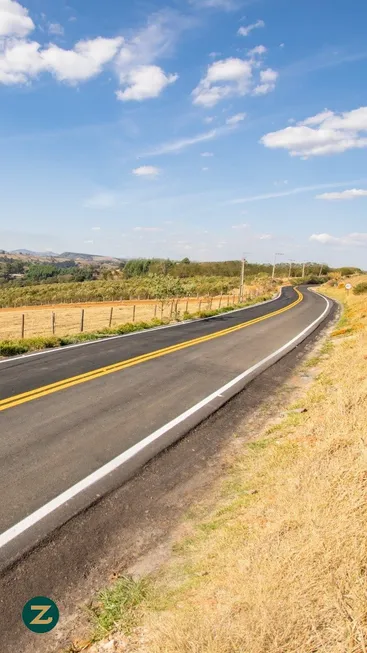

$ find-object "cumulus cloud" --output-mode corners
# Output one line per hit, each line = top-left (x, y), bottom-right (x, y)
(231, 223), (249, 229)
(42, 37), (123, 83)
(192, 54), (278, 107)
(261, 106), (367, 157)
(0, 3), (182, 101)
(132, 165), (160, 177)
(253, 68), (278, 95)
(316, 188), (367, 200)
(91, 226), (101, 231)
(190, 0), (237, 9)
(201, 151), (214, 156)
(116, 64), (177, 101)
(310, 232), (367, 246)
(114, 10), (187, 101)
(226, 112), (246, 125)
(248, 45), (267, 57)
(238, 20), (265, 37)
(0, 33), (123, 85)
(0, 0), (34, 37)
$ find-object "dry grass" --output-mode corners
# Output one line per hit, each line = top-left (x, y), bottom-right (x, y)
(0, 294), (246, 339)
(88, 278), (367, 653)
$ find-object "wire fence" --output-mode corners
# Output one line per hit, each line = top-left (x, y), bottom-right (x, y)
(0, 290), (266, 340)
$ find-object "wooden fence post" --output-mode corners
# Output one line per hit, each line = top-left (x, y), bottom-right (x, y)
(80, 309), (85, 332)
(170, 300), (174, 317)
(227, 295), (230, 306)
(160, 303), (164, 320)
(154, 304), (157, 318)
(199, 299), (202, 312)
(219, 295), (222, 308)
(209, 297), (213, 309)
(51, 311), (55, 335)
(21, 313), (25, 339)
(132, 305), (136, 322)
(109, 307), (113, 328)
(185, 299), (189, 313)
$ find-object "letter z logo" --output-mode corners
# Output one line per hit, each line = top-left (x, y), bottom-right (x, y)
(22, 596), (59, 633)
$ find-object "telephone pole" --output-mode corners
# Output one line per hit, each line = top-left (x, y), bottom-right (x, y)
(302, 262), (306, 278)
(240, 257), (246, 301)
(288, 259), (295, 278)
(272, 252), (284, 279)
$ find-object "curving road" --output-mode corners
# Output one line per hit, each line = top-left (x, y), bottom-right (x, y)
(0, 285), (331, 569)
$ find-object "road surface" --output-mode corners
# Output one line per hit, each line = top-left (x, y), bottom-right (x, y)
(0, 285), (331, 568)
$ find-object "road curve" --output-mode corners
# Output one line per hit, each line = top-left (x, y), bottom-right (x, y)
(0, 286), (331, 568)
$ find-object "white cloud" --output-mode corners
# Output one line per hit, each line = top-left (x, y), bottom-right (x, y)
(0, 35), (122, 85)
(204, 116), (214, 123)
(253, 67), (278, 95)
(0, 39), (44, 84)
(229, 179), (367, 203)
(48, 22), (64, 36)
(310, 232), (367, 247)
(84, 239), (94, 244)
(91, 226), (101, 231)
(257, 233), (273, 240)
(248, 45), (267, 57)
(316, 188), (367, 200)
(0, 0), (34, 37)
(116, 64), (177, 101)
(143, 126), (229, 156)
(42, 36), (123, 83)
(226, 112), (246, 125)
(202, 166), (209, 171)
(192, 54), (277, 107)
(201, 151), (214, 156)
(83, 192), (118, 209)
(192, 57), (252, 107)
(238, 20), (265, 37)
(114, 10), (187, 101)
(133, 226), (163, 232)
(132, 165), (160, 177)
(261, 106), (367, 157)
(231, 223), (249, 229)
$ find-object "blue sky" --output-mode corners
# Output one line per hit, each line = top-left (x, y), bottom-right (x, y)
(0, 0), (367, 267)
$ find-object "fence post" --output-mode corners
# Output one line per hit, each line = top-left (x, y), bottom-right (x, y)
(209, 296), (213, 309)
(160, 303), (164, 320)
(51, 311), (55, 335)
(109, 307), (113, 328)
(132, 305), (136, 322)
(219, 295), (222, 308)
(185, 299), (189, 313)
(170, 300), (174, 318)
(199, 299), (202, 313)
(80, 309), (85, 332)
(154, 304), (157, 318)
(21, 313), (25, 339)
(227, 295), (230, 306)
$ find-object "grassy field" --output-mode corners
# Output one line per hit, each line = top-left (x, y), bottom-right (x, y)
(0, 281), (275, 339)
(0, 294), (247, 340)
(75, 277), (367, 653)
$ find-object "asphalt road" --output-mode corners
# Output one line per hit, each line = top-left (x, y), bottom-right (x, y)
(0, 286), (331, 568)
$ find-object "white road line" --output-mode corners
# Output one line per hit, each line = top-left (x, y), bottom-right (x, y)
(0, 293), (330, 550)
(0, 290), (283, 364)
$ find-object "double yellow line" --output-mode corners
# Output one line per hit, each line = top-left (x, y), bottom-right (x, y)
(0, 289), (303, 413)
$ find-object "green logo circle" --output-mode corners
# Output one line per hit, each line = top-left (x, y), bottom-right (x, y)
(22, 596), (59, 633)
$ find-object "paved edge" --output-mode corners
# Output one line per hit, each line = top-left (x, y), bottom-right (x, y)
(0, 288), (333, 571)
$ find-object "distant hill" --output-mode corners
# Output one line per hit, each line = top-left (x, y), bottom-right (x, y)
(59, 251), (122, 262)
(10, 249), (59, 257)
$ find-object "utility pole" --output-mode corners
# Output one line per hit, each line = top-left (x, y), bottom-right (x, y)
(302, 262), (306, 278)
(240, 257), (246, 301)
(288, 259), (295, 278)
(272, 252), (284, 279)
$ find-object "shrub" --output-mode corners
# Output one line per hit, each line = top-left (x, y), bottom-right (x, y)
(353, 282), (367, 295)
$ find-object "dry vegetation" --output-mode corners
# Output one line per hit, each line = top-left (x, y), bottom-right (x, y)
(0, 290), (268, 340)
(81, 278), (367, 653)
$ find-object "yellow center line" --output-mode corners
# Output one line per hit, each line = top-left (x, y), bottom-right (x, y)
(0, 289), (303, 413)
